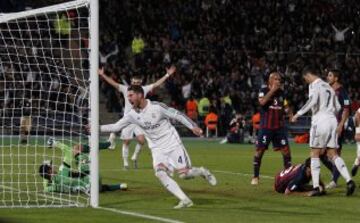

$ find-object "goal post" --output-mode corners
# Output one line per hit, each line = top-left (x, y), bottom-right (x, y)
(0, 0), (99, 208)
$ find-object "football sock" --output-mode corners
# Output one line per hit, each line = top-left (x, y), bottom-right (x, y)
(122, 144), (129, 167)
(334, 156), (351, 183)
(332, 166), (340, 183)
(180, 167), (203, 179)
(282, 153), (292, 169)
(311, 158), (321, 188)
(131, 143), (142, 160)
(99, 142), (111, 150)
(101, 184), (121, 192)
(156, 170), (188, 201)
(320, 154), (333, 172)
(253, 154), (263, 177)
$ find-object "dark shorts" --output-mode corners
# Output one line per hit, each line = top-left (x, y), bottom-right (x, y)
(256, 128), (289, 150)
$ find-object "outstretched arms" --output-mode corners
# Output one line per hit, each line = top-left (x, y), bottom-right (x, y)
(100, 116), (132, 133)
(150, 65), (176, 90)
(98, 67), (121, 90)
(157, 102), (203, 136)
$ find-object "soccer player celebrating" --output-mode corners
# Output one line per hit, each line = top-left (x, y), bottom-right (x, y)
(99, 66), (176, 169)
(274, 158), (325, 195)
(291, 67), (355, 196)
(100, 85), (217, 209)
(39, 139), (127, 194)
(251, 72), (292, 185)
(323, 69), (351, 189)
(351, 108), (360, 176)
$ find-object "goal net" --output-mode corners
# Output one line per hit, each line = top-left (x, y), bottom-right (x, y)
(0, 0), (98, 208)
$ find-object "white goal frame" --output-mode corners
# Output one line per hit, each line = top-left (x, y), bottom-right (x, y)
(0, 0), (99, 208)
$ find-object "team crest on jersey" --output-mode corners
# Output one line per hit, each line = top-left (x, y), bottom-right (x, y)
(151, 113), (156, 119)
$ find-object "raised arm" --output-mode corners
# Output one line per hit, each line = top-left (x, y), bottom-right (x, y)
(157, 102), (203, 136)
(258, 84), (280, 106)
(151, 65), (176, 90)
(98, 67), (121, 90)
(100, 116), (132, 133)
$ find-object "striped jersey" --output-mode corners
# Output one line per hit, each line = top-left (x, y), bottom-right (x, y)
(258, 87), (287, 129)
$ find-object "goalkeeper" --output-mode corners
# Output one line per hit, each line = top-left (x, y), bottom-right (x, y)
(39, 138), (127, 194)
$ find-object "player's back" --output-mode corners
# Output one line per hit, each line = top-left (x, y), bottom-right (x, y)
(274, 164), (302, 193)
(310, 79), (340, 120)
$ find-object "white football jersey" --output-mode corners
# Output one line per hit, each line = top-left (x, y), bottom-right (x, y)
(297, 78), (341, 121)
(101, 100), (197, 152)
(118, 84), (154, 114)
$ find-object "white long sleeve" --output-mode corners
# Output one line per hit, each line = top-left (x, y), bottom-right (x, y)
(100, 116), (131, 133)
(297, 86), (319, 116)
(158, 102), (197, 130)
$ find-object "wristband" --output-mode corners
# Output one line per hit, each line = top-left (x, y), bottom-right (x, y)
(165, 73), (170, 78)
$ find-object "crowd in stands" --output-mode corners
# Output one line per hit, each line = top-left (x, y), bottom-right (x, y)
(0, 7), (89, 129)
(98, 0), (360, 136)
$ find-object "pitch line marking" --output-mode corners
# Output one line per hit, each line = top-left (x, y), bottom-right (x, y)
(97, 206), (185, 223)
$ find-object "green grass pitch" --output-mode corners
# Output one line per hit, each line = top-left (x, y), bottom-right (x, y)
(0, 139), (359, 223)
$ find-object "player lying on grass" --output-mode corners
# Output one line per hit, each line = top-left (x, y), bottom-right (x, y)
(39, 138), (127, 194)
(100, 85), (217, 209)
(274, 158), (325, 196)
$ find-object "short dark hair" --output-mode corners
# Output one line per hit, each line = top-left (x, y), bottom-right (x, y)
(302, 66), (318, 76)
(131, 75), (143, 81)
(39, 164), (52, 181)
(127, 85), (144, 95)
(328, 69), (342, 82)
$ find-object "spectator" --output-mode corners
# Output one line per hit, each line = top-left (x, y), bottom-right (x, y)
(204, 106), (219, 137)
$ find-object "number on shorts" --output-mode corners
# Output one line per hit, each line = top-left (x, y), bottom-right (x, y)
(178, 156), (183, 164)
(262, 135), (267, 144)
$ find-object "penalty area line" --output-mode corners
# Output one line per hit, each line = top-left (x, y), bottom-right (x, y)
(97, 206), (185, 223)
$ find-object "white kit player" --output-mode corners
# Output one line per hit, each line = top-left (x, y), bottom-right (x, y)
(291, 67), (355, 196)
(100, 85), (217, 209)
(99, 66), (176, 169)
(351, 108), (360, 176)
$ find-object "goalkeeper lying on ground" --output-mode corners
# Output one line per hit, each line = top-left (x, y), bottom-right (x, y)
(39, 138), (127, 194)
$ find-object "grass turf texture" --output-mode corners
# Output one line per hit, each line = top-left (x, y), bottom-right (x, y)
(0, 139), (359, 223)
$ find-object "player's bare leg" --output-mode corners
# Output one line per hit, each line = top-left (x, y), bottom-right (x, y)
(131, 135), (145, 169)
(327, 148), (355, 196)
(252, 148), (265, 185)
(154, 164), (193, 209)
(122, 139), (130, 170)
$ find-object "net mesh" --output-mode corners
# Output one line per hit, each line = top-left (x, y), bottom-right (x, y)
(0, 0), (91, 207)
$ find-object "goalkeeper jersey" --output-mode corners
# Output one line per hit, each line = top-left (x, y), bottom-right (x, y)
(44, 163), (89, 193)
(101, 100), (197, 152)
